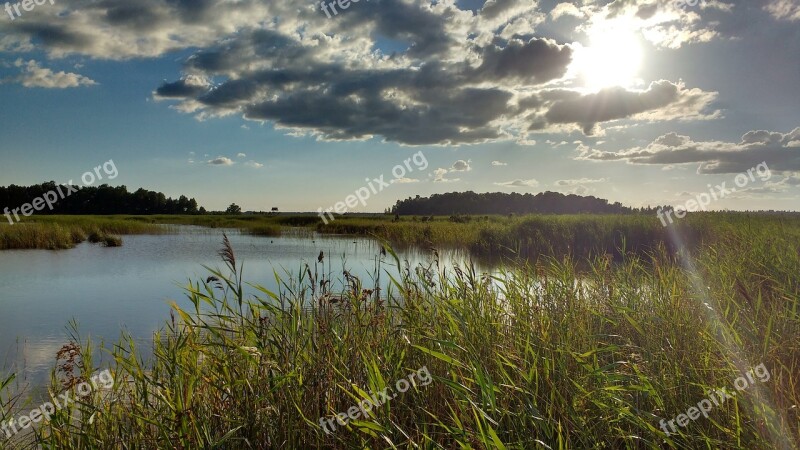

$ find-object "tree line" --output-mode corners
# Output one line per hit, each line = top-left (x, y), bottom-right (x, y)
(390, 191), (643, 215)
(0, 182), (202, 215)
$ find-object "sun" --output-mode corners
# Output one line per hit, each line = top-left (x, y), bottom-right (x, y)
(573, 23), (644, 90)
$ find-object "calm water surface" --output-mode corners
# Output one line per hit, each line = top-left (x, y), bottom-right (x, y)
(0, 226), (487, 385)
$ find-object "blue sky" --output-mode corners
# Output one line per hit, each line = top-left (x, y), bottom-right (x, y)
(1, 0), (798, 212)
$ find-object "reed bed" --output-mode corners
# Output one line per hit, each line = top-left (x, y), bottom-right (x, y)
(3, 222), (798, 449)
(0, 217), (161, 250)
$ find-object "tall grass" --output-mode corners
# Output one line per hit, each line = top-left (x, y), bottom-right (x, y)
(4, 223), (797, 449)
(0, 217), (160, 250)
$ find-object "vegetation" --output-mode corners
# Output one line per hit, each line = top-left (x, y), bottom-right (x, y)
(316, 212), (800, 262)
(391, 191), (638, 215)
(2, 223), (798, 449)
(0, 183), (200, 215)
(6, 213), (800, 262)
(86, 231), (123, 247)
(226, 203), (243, 215)
(0, 217), (160, 250)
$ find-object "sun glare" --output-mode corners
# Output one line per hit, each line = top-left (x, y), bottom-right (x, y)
(574, 24), (644, 91)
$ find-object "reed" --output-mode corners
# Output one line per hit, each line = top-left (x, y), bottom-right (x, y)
(5, 222), (797, 449)
(0, 217), (161, 250)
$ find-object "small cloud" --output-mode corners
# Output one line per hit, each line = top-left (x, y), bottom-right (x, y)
(491, 161), (507, 166)
(554, 178), (607, 187)
(765, 0), (800, 22)
(450, 160), (472, 172)
(432, 168), (459, 183)
(207, 156), (234, 166)
(6, 59), (96, 89)
(392, 177), (420, 184)
(245, 161), (264, 168)
(495, 179), (540, 188)
(550, 2), (584, 20)
(237, 153), (247, 158)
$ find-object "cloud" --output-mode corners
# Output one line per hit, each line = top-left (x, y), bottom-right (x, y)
(207, 156), (234, 166)
(596, 0), (734, 49)
(391, 177), (420, 184)
(450, 160), (472, 172)
(4, 59), (96, 88)
(432, 168), (459, 183)
(154, 75), (210, 98)
(550, 3), (584, 20)
(554, 178), (607, 186)
(491, 160), (508, 166)
(543, 81), (719, 135)
(244, 161), (263, 168)
(578, 126), (800, 174)
(237, 153), (247, 158)
(765, 0), (800, 21)
(495, 178), (540, 188)
(0, 0), (723, 145)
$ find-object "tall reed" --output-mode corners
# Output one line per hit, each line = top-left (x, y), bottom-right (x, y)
(3, 223), (796, 449)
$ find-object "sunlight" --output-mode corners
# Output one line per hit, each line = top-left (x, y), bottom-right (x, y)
(574, 22), (644, 90)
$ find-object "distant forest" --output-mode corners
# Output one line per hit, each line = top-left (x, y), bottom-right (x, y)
(0, 183), (202, 215)
(391, 191), (643, 215)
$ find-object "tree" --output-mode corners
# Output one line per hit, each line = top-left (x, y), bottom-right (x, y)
(226, 203), (242, 215)
(0, 183), (202, 215)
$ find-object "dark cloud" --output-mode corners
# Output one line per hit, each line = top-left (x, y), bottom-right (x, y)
(578, 126), (800, 174)
(472, 38), (572, 84)
(0, 0), (720, 145)
(155, 77), (209, 98)
(544, 81), (708, 134)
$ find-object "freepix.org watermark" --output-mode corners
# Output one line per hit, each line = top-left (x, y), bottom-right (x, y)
(4, 0), (55, 21)
(659, 363), (771, 436)
(320, 0), (368, 19)
(317, 151), (428, 224)
(657, 162), (771, 226)
(319, 366), (433, 435)
(1, 369), (114, 440)
(674, 0), (706, 10)
(3, 159), (118, 225)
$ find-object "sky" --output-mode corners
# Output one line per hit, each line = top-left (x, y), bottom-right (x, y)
(0, 0), (798, 212)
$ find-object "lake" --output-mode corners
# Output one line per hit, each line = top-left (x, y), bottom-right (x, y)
(0, 226), (486, 386)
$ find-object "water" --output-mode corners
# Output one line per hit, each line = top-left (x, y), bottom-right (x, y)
(0, 226), (486, 386)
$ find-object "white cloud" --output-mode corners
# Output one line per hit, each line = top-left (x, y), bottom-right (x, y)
(550, 3), (584, 20)
(765, 0), (800, 21)
(5, 59), (96, 89)
(450, 160), (472, 172)
(245, 161), (263, 168)
(432, 168), (459, 183)
(237, 153), (247, 158)
(207, 156), (235, 166)
(491, 160), (508, 166)
(392, 177), (420, 184)
(495, 179), (539, 188)
(554, 178), (607, 186)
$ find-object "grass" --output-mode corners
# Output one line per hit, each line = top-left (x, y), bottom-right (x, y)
(0, 217), (160, 250)
(87, 231), (123, 247)
(3, 221), (798, 449)
(316, 212), (800, 262)
(8, 212), (800, 258)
